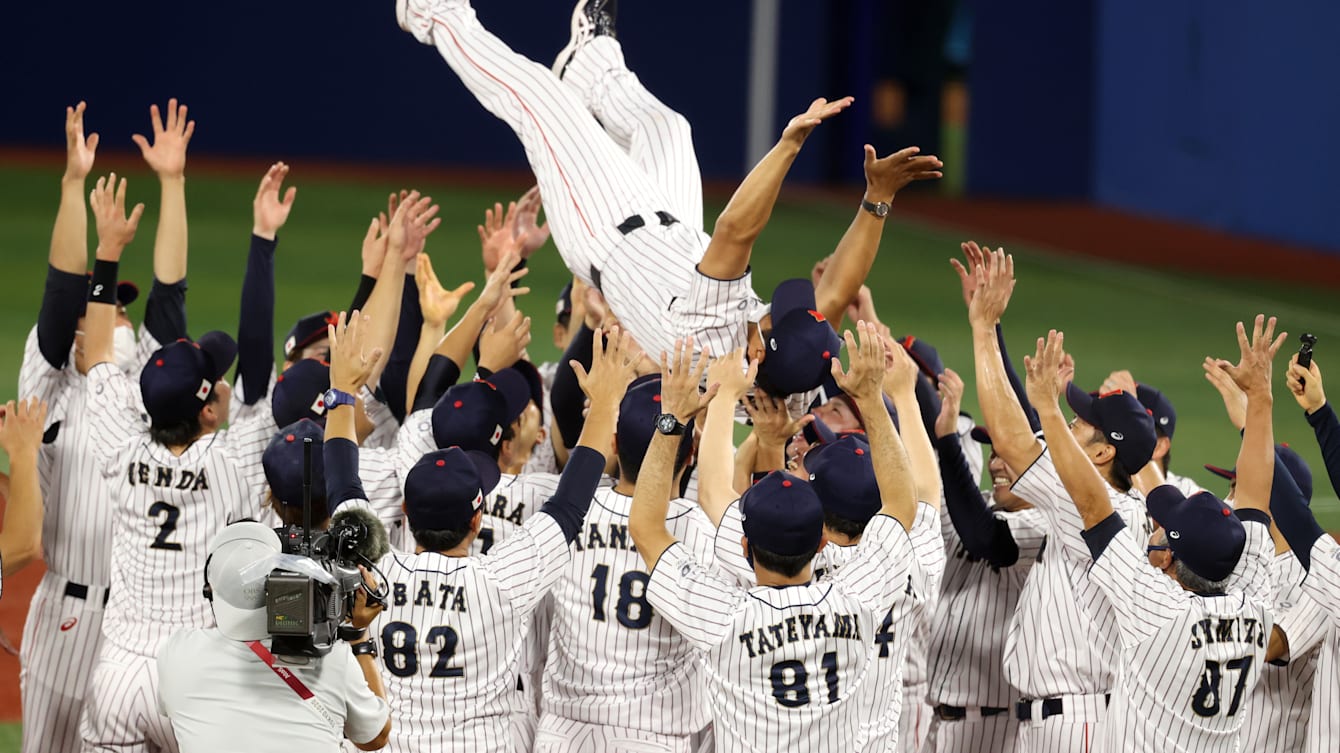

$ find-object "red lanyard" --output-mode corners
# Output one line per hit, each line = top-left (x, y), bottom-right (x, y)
(247, 641), (339, 730)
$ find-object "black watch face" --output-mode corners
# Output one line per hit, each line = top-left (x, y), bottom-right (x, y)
(657, 414), (679, 434)
(876, 203), (889, 217)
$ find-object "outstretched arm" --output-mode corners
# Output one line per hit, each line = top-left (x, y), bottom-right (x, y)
(0, 398), (49, 577)
(133, 99), (193, 286)
(83, 174), (145, 373)
(1218, 315), (1286, 518)
(236, 163), (296, 405)
(884, 337), (941, 506)
(698, 98), (852, 281)
(1286, 355), (1340, 500)
(698, 350), (756, 526)
(630, 340), (720, 569)
(813, 146), (942, 324)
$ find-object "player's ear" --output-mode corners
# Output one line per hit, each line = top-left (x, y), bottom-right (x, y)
(740, 535), (749, 558)
(816, 533), (828, 553)
(1152, 435), (1172, 461)
(470, 509), (484, 533)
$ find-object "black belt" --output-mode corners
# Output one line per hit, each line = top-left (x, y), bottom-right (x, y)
(1015, 694), (1110, 721)
(935, 704), (1009, 721)
(591, 211), (682, 293)
(64, 581), (110, 606)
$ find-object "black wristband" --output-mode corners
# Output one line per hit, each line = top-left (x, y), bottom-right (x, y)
(89, 260), (120, 305)
(510, 258), (527, 288)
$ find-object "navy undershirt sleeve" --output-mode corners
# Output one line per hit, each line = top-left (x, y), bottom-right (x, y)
(324, 437), (367, 509)
(37, 265), (89, 369)
(540, 446), (605, 542)
(1269, 449), (1324, 570)
(378, 275), (422, 425)
(998, 324), (1041, 433)
(936, 434), (1021, 567)
(413, 355), (463, 413)
(1306, 403), (1340, 501)
(551, 324), (595, 449)
(235, 235), (276, 404)
(349, 274), (377, 314)
(143, 279), (188, 346)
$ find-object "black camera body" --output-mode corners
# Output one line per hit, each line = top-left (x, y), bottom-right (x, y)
(262, 438), (375, 659)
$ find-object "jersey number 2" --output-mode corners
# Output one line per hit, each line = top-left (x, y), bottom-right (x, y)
(147, 502), (183, 551)
(770, 652), (839, 707)
(1191, 656), (1253, 717)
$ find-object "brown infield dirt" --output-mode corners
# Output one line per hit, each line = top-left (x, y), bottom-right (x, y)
(2, 149), (1338, 722)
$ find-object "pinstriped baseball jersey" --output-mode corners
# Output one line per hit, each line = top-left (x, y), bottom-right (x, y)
(543, 488), (714, 735)
(470, 472), (562, 557)
(1081, 518), (1273, 752)
(1241, 552), (1321, 752)
(370, 511), (572, 752)
(1005, 445), (1150, 700)
(84, 363), (270, 654)
(649, 514), (915, 753)
(927, 503), (1047, 710)
(1166, 471), (1203, 497)
(1303, 627), (1339, 753)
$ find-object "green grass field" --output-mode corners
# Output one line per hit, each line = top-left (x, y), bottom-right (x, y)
(1, 162), (1338, 747)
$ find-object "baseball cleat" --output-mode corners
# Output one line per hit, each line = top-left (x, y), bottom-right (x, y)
(552, 0), (618, 79)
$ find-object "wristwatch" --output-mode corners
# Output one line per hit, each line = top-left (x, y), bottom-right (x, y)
(655, 413), (687, 436)
(322, 388), (357, 410)
(861, 196), (891, 219)
(351, 637), (379, 659)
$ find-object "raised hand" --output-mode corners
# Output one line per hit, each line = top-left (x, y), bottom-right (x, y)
(782, 96), (854, 145)
(935, 368), (965, 438)
(89, 173), (145, 261)
(706, 348), (757, 404)
(882, 336), (921, 399)
(387, 192), (441, 263)
(571, 327), (640, 403)
(327, 310), (385, 393)
(63, 101), (99, 181)
(478, 201), (526, 273)
(864, 145), (943, 202)
(1100, 369), (1137, 395)
(950, 241), (987, 309)
(662, 338), (720, 422)
(1203, 356), (1248, 430)
(1023, 330), (1068, 408)
(473, 250), (531, 319)
(1219, 315), (1286, 397)
(832, 321), (888, 402)
(511, 186), (551, 256)
(478, 309), (532, 372)
(967, 247), (1015, 329)
(1286, 353), (1327, 414)
(252, 162), (297, 241)
(415, 253), (476, 328)
(131, 98), (194, 179)
(0, 398), (49, 459)
(744, 392), (812, 448)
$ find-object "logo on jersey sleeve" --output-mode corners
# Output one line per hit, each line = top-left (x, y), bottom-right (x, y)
(60, 618), (78, 632)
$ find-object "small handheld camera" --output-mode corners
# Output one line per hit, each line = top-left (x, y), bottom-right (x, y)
(1298, 333), (1318, 369)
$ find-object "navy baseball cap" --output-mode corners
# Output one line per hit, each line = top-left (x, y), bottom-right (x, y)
(403, 448), (501, 531)
(1065, 384), (1157, 475)
(1205, 443), (1314, 504)
(757, 279), (843, 397)
(970, 426), (993, 445)
(806, 435), (880, 525)
(898, 335), (945, 379)
(262, 419), (327, 514)
(740, 471), (825, 557)
(431, 369), (530, 457)
(510, 360), (544, 410)
(78, 275), (139, 315)
(284, 311), (336, 361)
(556, 281), (574, 319)
(140, 332), (237, 425)
(1135, 384), (1177, 439)
(272, 359), (331, 428)
(1146, 486), (1246, 583)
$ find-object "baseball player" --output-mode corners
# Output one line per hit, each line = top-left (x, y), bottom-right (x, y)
(536, 375), (715, 751)
(924, 368), (1047, 753)
(1093, 370), (1202, 496)
(332, 317), (638, 752)
(1021, 323), (1277, 752)
(393, 0), (940, 397)
(628, 327), (920, 753)
(1, 399), (49, 592)
(19, 101), (195, 753)
(965, 248), (1155, 752)
(75, 174), (271, 753)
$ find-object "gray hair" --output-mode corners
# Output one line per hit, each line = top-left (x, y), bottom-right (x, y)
(1156, 530), (1230, 593)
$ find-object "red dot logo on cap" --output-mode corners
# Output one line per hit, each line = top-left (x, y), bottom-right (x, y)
(286, 434), (295, 442)
(782, 479), (792, 487)
(276, 375), (284, 382)
(855, 448), (865, 455)
(436, 459), (446, 467)
(822, 351), (831, 359)
(155, 359), (164, 367)
(1222, 508), (1231, 516)
(653, 394), (661, 402)
(454, 400), (463, 408)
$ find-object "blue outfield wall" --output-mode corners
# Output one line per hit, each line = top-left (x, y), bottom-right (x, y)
(0, 1), (830, 183)
(969, 0), (1340, 252)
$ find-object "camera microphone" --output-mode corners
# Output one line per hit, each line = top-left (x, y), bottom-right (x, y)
(329, 505), (391, 565)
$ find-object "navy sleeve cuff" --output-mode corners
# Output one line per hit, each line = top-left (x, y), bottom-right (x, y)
(1082, 512), (1127, 561)
(143, 278), (189, 345)
(1235, 509), (1271, 526)
(540, 446), (604, 542)
(1306, 402), (1335, 428)
(324, 438), (366, 508)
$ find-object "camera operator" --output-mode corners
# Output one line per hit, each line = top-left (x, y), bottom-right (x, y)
(157, 520), (391, 751)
